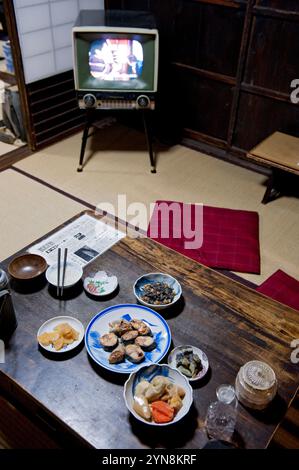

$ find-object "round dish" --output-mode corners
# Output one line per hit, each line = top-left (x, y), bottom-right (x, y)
(124, 363), (193, 426)
(85, 304), (171, 374)
(8, 253), (47, 280)
(83, 271), (118, 297)
(37, 316), (84, 353)
(167, 345), (209, 382)
(133, 272), (182, 310)
(46, 261), (83, 288)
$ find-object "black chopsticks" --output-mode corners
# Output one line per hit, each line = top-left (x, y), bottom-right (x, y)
(57, 247), (68, 297)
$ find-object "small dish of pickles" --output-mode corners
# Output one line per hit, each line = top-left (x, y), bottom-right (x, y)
(168, 345), (209, 382)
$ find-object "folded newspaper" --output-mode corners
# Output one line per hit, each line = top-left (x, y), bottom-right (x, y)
(28, 213), (125, 267)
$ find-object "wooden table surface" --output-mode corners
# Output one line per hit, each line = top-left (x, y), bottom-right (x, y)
(0, 212), (298, 449)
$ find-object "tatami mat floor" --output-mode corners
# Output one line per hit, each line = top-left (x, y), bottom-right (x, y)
(0, 169), (86, 260)
(10, 123), (299, 285)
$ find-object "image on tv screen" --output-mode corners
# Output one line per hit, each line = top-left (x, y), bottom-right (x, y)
(89, 39), (143, 82)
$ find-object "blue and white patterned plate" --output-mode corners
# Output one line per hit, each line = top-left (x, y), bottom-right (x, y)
(124, 364), (193, 425)
(85, 304), (172, 374)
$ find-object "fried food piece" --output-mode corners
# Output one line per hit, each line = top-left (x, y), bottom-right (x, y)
(109, 319), (132, 336)
(38, 322), (79, 351)
(38, 332), (59, 346)
(125, 344), (145, 363)
(99, 332), (118, 351)
(130, 319), (151, 336)
(109, 344), (125, 364)
(135, 335), (156, 351)
(121, 330), (139, 345)
(53, 337), (64, 351)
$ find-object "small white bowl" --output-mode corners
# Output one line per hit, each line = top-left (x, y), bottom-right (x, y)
(46, 261), (83, 288)
(168, 345), (209, 382)
(124, 363), (193, 426)
(133, 272), (182, 310)
(37, 315), (84, 353)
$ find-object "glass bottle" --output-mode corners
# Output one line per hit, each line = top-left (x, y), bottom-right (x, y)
(206, 384), (238, 442)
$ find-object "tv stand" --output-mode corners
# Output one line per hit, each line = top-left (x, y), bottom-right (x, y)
(77, 109), (156, 174)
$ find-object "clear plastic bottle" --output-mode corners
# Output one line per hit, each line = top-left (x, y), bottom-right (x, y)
(206, 384), (238, 441)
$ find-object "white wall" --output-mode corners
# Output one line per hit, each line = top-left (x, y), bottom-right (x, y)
(13, 0), (104, 83)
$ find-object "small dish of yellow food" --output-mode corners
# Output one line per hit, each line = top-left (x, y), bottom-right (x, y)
(37, 316), (84, 353)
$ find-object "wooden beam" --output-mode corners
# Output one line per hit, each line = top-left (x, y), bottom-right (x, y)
(226, 0), (255, 146)
(193, 0), (243, 8)
(172, 62), (236, 85)
(253, 6), (299, 22)
(241, 83), (294, 105)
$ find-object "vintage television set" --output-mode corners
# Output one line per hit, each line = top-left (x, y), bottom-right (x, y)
(72, 10), (159, 110)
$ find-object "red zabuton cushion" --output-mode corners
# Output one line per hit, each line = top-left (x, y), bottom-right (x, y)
(257, 270), (299, 311)
(147, 200), (260, 274)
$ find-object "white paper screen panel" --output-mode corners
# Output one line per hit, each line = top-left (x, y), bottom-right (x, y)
(13, 0), (105, 83)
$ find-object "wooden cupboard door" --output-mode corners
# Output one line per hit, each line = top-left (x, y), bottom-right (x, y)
(244, 16), (299, 94)
(233, 93), (299, 151)
(175, 69), (233, 141)
(173, 0), (245, 78)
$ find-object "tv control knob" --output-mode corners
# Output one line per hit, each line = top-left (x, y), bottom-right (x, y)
(83, 94), (96, 108)
(137, 95), (150, 109)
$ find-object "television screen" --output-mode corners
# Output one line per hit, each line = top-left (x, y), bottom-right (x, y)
(74, 31), (157, 92)
(89, 39), (143, 81)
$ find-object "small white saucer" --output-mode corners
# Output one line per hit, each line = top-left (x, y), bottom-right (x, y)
(46, 261), (83, 288)
(83, 271), (118, 297)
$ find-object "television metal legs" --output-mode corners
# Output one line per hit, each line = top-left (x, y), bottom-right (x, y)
(77, 110), (156, 173)
(77, 110), (95, 172)
(142, 111), (156, 174)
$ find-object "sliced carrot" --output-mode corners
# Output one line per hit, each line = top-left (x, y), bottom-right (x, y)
(151, 400), (174, 423)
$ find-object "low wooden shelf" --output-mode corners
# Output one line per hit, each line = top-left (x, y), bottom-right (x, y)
(247, 132), (299, 204)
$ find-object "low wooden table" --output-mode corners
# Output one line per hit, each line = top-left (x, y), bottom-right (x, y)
(248, 132), (299, 204)
(0, 212), (298, 449)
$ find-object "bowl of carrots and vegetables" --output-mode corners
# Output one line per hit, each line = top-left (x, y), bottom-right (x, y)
(124, 363), (193, 426)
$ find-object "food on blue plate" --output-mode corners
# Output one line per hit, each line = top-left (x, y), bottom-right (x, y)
(130, 319), (152, 336)
(109, 344), (125, 364)
(133, 375), (186, 423)
(135, 335), (156, 351)
(125, 344), (145, 363)
(100, 332), (118, 351)
(109, 319), (132, 336)
(176, 348), (203, 378)
(99, 317), (158, 365)
(140, 282), (175, 305)
(121, 330), (139, 345)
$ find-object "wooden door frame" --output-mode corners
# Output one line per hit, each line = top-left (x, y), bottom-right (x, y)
(3, 0), (35, 150)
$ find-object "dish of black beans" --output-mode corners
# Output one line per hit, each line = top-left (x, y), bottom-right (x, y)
(140, 282), (176, 305)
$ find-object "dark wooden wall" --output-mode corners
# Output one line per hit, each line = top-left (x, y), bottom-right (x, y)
(7, 0), (299, 158)
(105, 0), (299, 161)
(26, 71), (84, 149)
